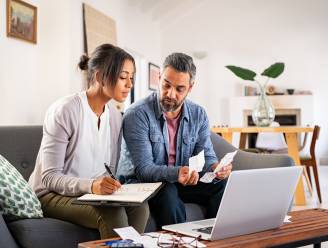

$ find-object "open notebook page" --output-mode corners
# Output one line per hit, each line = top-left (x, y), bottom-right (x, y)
(77, 182), (162, 203)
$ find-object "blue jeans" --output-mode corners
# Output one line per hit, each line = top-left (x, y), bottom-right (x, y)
(149, 180), (227, 228)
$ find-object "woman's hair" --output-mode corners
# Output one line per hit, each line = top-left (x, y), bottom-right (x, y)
(78, 44), (135, 88)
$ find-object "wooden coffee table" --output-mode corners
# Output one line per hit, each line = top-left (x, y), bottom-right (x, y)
(79, 208), (328, 248)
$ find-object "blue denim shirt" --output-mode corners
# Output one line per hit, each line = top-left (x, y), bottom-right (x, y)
(117, 92), (218, 183)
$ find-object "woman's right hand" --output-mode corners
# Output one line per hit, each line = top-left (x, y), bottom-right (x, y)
(91, 177), (121, 195)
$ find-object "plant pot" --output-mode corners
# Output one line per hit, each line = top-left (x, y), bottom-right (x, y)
(252, 85), (275, 127)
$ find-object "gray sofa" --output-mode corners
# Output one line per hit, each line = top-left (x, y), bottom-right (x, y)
(0, 126), (294, 248)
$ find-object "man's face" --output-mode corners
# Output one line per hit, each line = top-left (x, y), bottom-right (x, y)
(159, 66), (193, 113)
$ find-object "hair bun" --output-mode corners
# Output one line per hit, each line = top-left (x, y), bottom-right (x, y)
(78, 54), (89, 70)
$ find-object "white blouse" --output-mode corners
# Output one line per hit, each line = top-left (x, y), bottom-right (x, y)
(68, 91), (111, 179)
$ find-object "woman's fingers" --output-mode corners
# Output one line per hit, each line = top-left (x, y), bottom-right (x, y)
(92, 177), (122, 194)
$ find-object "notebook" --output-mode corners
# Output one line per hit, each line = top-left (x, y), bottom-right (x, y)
(73, 182), (163, 207)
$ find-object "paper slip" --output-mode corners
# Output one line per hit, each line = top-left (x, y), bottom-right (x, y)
(284, 215), (292, 223)
(200, 172), (217, 183)
(214, 150), (238, 173)
(189, 150), (205, 174)
(114, 226), (141, 241)
(200, 151), (237, 183)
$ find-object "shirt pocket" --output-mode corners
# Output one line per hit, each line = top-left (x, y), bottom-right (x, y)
(183, 135), (197, 157)
(150, 133), (165, 162)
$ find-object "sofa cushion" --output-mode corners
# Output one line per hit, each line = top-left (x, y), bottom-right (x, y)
(0, 155), (43, 220)
(8, 218), (99, 248)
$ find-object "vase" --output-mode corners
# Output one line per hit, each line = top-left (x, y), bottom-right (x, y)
(252, 85), (275, 127)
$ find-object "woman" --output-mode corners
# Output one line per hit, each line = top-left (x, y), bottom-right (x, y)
(28, 44), (149, 238)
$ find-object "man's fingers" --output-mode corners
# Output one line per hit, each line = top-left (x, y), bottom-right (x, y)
(186, 171), (198, 185)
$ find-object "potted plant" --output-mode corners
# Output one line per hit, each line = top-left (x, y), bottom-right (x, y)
(226, 63), (285, 126)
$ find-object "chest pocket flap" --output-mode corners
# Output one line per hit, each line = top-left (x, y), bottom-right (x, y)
(183, 136), (196, 145)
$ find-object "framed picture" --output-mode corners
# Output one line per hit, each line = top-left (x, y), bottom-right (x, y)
(148, 63), (160, 91)
(6, 0), (37, 44)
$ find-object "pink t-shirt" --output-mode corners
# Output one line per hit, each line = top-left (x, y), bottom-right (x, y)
(164, 112), (181, 166)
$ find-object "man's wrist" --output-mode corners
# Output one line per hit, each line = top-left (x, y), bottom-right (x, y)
(166, 166), (180, 183)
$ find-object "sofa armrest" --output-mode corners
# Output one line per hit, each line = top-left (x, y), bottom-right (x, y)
(210, 132), (295, 171)
(0, 214), (19, 248)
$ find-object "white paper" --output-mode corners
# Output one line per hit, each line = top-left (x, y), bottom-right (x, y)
(114, 226), (141, 241)
(189, 150), (205, 174)
(284, 215), (292, 223)
(200, 172), (216, 183)
(213, 150), (238, 173)
(200, 151), (237, 183)
(77, 182), (162, 203)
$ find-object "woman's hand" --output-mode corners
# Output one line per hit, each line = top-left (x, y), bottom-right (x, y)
(91, 177), (121, 195)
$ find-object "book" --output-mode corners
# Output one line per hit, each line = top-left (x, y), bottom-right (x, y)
(74, 182), (162, 206)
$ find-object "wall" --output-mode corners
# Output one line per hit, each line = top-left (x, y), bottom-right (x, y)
(1, 0), (327, 162)
(160, 0), (328, 162)
(0, 0), (71, 125)
(0, 0), (161, 125)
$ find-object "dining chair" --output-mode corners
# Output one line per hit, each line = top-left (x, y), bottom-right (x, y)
(300, 125), (321, 203)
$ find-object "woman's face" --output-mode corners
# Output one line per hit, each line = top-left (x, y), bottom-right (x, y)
(104, 59), (135, 102)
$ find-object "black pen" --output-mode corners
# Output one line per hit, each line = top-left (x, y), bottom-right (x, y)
(104, 163), (118, 181)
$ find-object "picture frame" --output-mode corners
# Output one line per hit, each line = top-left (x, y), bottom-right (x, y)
(148, 62), (160, 91)
(6, 0), (37, 44)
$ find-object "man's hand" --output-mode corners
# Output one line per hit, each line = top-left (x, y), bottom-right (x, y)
(178, 166), (199, 185)
(178, 166), (190, 185)
(186, 170), (199, 185)
(211, 162), (232, 180)
(91, 177), (121, 195)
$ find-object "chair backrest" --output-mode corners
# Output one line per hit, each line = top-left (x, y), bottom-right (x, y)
(310, 125), (320, 159)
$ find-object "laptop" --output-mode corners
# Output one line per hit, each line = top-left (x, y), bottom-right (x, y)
(162, 166), (302, 240)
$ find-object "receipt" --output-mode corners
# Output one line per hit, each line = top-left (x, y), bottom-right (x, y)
(189, 150), (205, 174)
(114, 226), (141, 241)
(214, 150), (237, 173)
(199, 172), (217, 183)
(200, 150), (237, 183)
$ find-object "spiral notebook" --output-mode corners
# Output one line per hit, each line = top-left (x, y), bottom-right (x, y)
(73, 182), (163, 207)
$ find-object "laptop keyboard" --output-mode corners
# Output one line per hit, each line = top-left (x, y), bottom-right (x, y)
(195, 226), (213, 234)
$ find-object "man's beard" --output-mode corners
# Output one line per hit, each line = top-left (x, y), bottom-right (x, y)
(160, 96), (186, 112)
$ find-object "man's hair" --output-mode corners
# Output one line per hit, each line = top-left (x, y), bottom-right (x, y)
(163, 53), (196, 83)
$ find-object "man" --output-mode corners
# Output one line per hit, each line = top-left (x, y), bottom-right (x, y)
(118, 53), (232, 227)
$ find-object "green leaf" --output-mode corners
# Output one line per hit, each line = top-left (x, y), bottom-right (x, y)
(261, 62), (285, 78)
(226, 66), (256, 81)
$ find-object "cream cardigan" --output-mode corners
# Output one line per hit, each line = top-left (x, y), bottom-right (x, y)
(28, 93), (122, 197)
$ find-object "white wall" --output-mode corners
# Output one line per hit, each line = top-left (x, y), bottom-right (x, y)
(0, 0), (71, 125)
(0, 0), (161, 125)
(160, 0), (328, 162)
(1, 0), (327, 162)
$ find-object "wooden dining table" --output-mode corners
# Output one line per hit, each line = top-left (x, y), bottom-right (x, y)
(211, 126), (314, 206)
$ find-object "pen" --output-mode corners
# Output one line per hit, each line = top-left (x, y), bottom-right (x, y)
(104, 163), (118, 181)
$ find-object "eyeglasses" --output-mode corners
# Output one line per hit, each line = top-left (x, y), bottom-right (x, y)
(154, 232), (202, 248)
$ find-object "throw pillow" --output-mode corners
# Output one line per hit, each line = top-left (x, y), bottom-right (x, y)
(0, 154), (43, 220)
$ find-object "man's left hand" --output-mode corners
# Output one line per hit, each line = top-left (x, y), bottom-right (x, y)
(211, 163), (232, 180)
